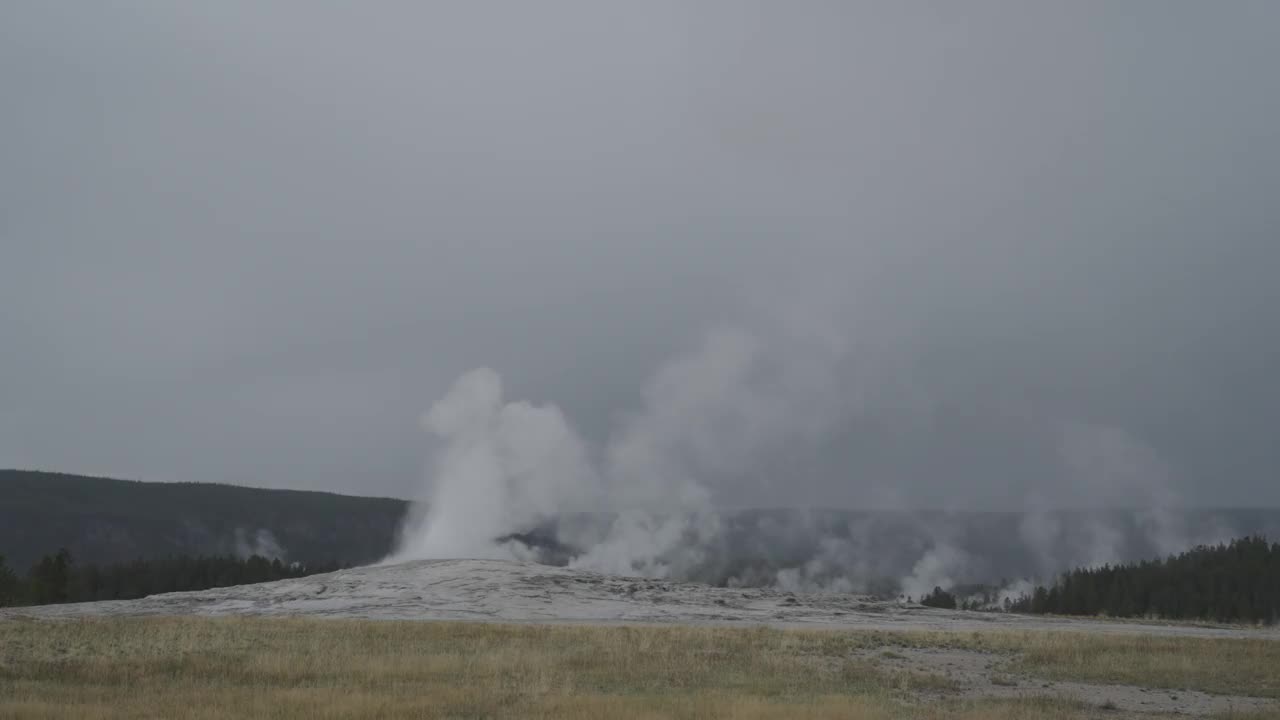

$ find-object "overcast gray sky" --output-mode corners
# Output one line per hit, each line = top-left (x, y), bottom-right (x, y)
(3, 1), (1277, 507)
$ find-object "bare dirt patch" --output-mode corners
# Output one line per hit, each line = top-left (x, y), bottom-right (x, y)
(3, 559), (1277, 644)
(855, 645), (1277, 717)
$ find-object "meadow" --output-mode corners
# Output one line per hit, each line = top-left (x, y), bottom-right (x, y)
(1, 617), (1277, 719)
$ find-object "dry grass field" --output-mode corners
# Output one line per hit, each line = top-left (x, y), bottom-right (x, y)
(1, 617), (1277, 719)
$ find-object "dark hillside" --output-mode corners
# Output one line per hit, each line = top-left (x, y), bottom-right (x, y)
(0, 470), (409, 570)
(6, 470), (1280, 592)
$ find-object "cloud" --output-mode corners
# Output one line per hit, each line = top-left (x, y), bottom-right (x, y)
(1, 1), (1278, 507)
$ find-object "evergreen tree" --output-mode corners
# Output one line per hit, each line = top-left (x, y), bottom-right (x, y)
(0, 554), (19, 606)
(27, 548), (74, 604)
(0, 548), (349, 607)
(1009, 536), (1279, 624)
(921, 586), (957, 609)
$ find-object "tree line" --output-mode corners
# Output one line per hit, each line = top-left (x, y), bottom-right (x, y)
(1008, 535), (1280, 624)
(0, 549), (347, 607)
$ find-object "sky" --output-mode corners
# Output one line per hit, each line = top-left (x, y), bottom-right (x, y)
(3, 1), (1278, 508)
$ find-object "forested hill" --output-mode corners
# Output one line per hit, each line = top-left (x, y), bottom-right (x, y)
(6, 470), (1280, 590)
(1010, 536), (1280, 624)
(0, 470), (409, 570)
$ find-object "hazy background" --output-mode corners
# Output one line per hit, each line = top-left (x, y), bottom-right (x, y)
(4, 1), (1278, 509)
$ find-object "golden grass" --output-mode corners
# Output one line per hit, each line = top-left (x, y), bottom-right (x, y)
(0, 617), (1275, 719)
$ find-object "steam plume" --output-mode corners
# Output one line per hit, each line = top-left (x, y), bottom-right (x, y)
(390, 323), (1250, 594)
(390, 323), (849, 575)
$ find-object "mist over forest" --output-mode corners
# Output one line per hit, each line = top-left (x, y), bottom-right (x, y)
(5, 471), (1277, 602)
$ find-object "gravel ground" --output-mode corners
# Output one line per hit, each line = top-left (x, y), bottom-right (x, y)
(852, 646), (1277, 716)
